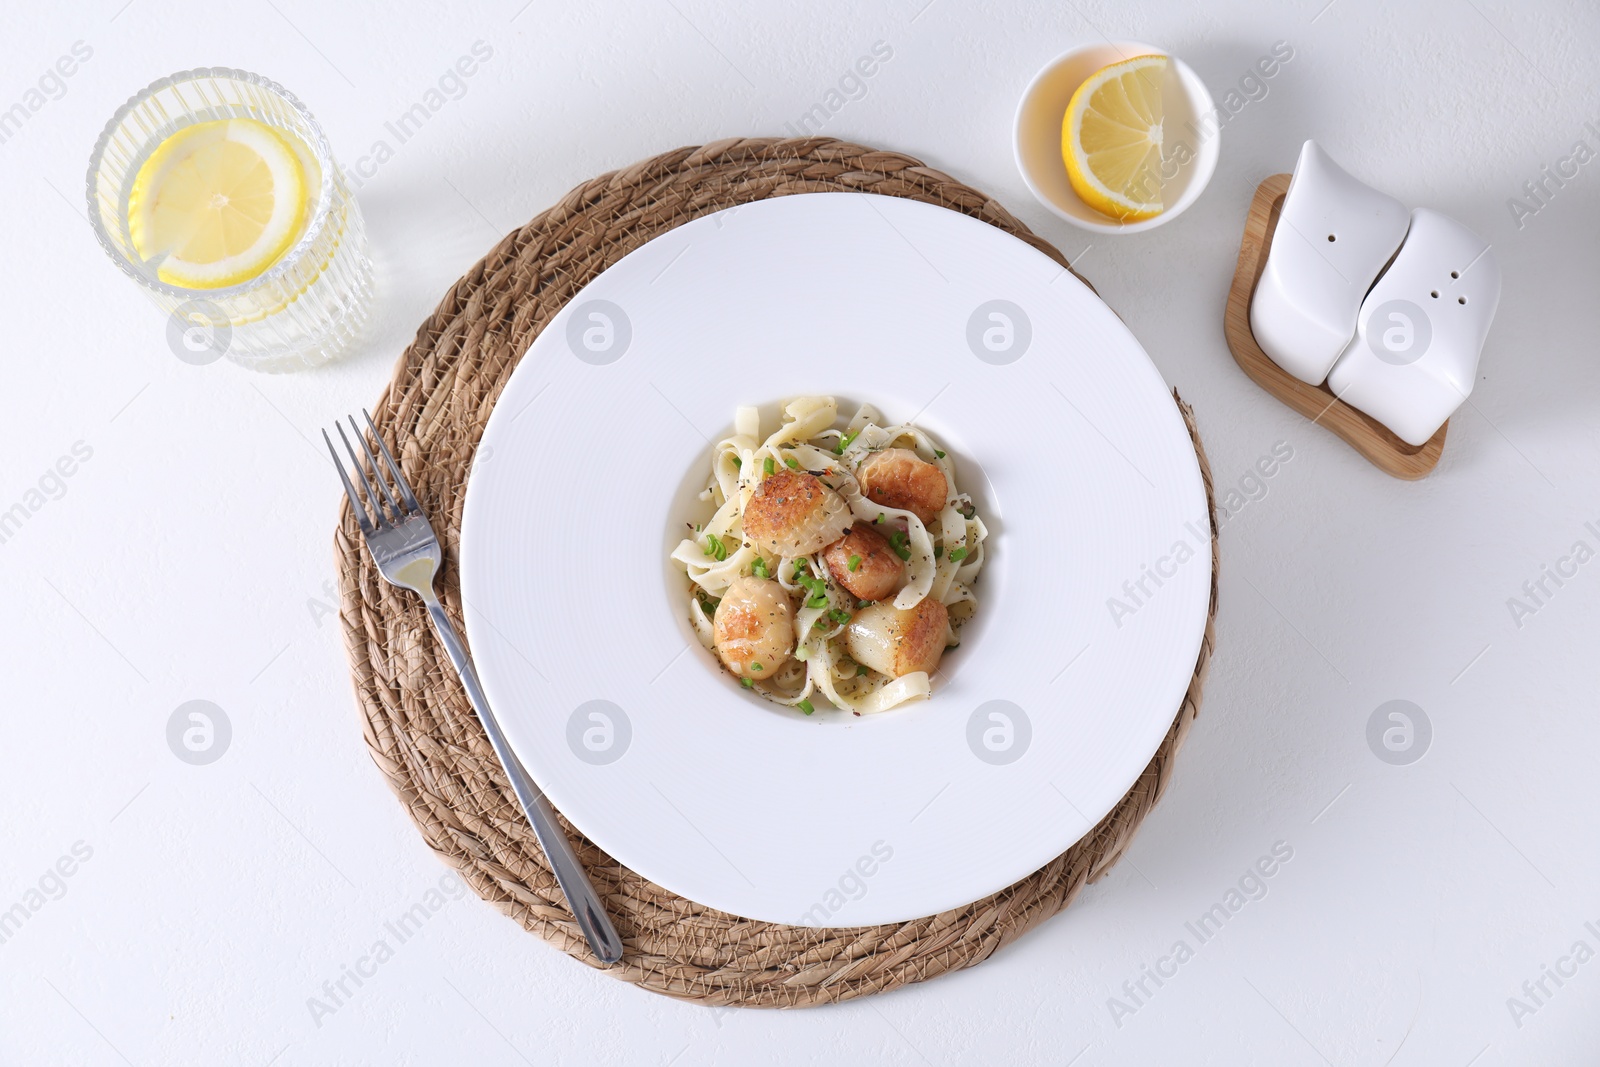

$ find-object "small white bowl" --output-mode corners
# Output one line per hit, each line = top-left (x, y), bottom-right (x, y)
(1014, 41), (1219, 234)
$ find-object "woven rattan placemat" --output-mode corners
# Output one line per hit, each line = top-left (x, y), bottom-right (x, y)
(335, 137), (1219, 1007)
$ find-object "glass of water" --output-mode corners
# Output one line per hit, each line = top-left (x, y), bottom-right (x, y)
(86, 67), (373, 372)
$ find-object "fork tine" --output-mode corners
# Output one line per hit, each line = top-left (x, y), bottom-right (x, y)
(336, 420), (391, 529)
(363, 409), (420, 513)
(347, 415), (404, 521)
(323, 429), (374, 535)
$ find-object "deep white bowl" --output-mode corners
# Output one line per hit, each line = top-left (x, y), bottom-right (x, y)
(458, 192), (1213, 925)
(1014, 41), (1219, 234)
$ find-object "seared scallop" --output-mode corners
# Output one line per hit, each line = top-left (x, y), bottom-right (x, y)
(713, 576), (794, 679)
(846, 597), (949, 678)
(856, 448), (948, 526)
(823, 526), (904, 603)
(742, 469), (852, 558)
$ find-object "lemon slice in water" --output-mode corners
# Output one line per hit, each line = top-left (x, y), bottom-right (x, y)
(1061, 54), (1168, 222)
(129, 118), (309, 289)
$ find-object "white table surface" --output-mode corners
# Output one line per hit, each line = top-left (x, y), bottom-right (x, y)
(4, 1), (1598, 1063)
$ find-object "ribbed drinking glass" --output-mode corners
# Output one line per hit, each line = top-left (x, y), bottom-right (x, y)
(86, 67), (373, 372)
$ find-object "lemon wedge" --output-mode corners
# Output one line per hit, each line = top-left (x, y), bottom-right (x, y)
(1061, 55), (1168, 222)
(129, 118), (309, 289)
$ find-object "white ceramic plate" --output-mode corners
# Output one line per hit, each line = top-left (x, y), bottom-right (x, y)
(459, 193), (1211, 926)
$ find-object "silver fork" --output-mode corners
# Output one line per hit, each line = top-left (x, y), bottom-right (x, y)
(324, 411), (623, 965)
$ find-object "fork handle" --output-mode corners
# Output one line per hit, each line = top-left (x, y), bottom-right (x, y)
(423, 597), (625, 965)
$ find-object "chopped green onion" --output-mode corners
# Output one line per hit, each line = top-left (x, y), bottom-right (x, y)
(857, 599), (870, 609)
(752, 557), (770, 580)
(797, 699), (814, 716)
(783, 454), (799, 470)
(795, 646), (810, 661)
(751, 662), (763, 672)
(887, 531), (911, 561)
(732, 455), (742, 469)
(934, 545), (944, 559)
(834, 430), (860, 455)
(829, 608), (852, 624)
(847, 554), (862, 572)
(806, 594), (828, 609)
(875, 513), (886, 524)
(935, 449), (946, 459)
(703, 533), (728, 561)
(697, 594), (720, 617)
(813, 617), (828, 631)
(792, 558), (810, 578)
(949, 547), (968, 562)
(762, 457), (775, 476)
(856, 663), (869, 677)
(740, 677), (753, 688)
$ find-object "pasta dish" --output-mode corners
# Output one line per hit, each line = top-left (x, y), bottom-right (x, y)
(670, 396), (988, 715)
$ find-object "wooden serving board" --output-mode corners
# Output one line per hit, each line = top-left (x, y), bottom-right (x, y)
(1224, 173), (1446, 480)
